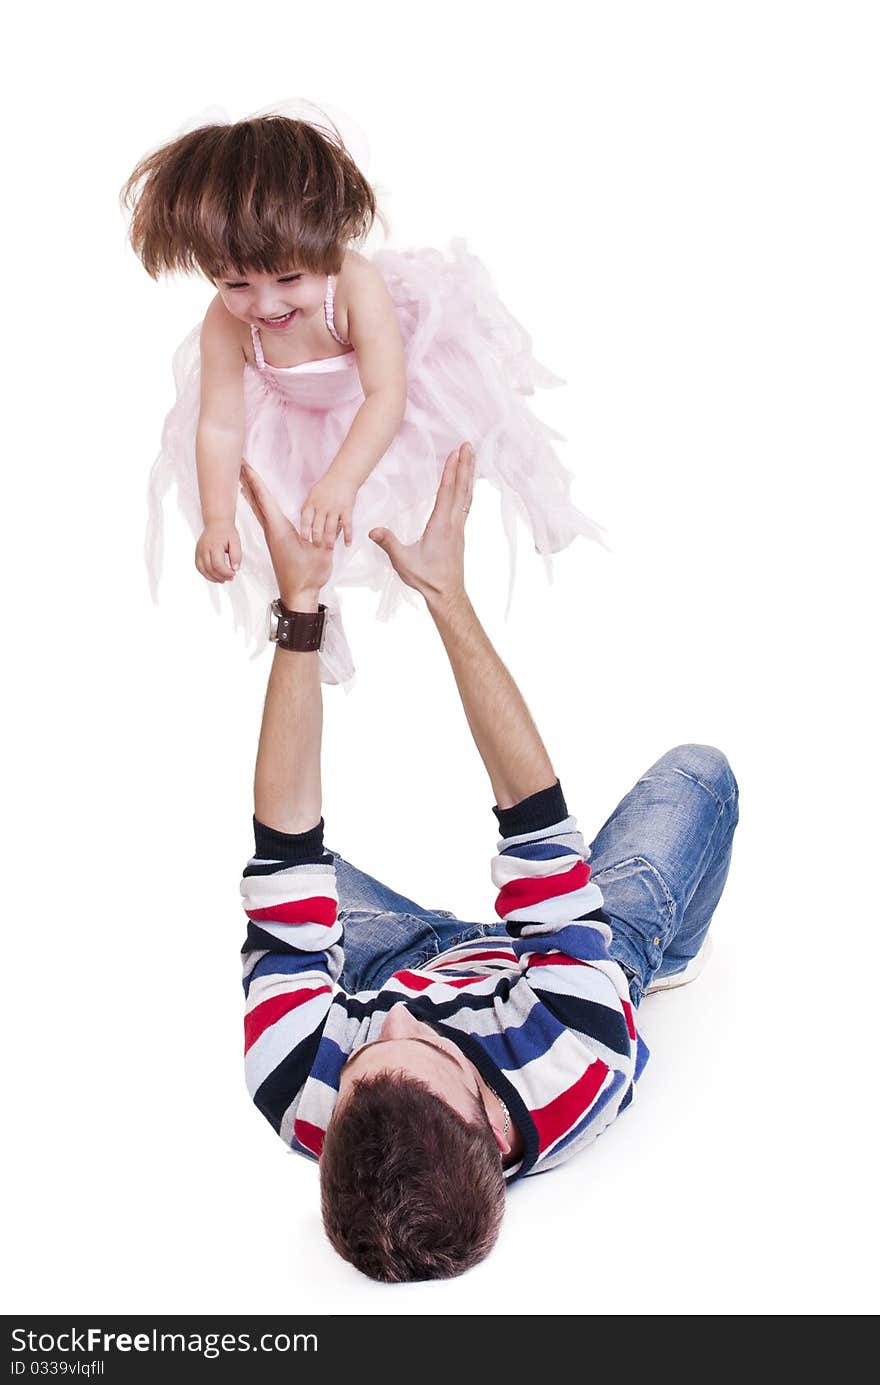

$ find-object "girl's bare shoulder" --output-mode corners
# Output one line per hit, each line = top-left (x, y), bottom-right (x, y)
(201, 293), (253, 365)
(335, 250), (388, 302)
(334, 252), (393, 341)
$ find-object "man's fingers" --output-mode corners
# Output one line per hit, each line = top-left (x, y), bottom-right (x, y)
(369, 526), (401, 562)
(239, 469), (264, 525)
(241, 463), (285, 532)
(427, 449), (462, 529)
(452, 443), (475, 526)
(343, 515), (353, 547)
(228, 531), (242, 573)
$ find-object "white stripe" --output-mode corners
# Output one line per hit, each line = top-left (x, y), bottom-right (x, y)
(242, 948), (269, 981)
(492, 848), (584, 888)
(279, 1090), (307, 1147)
(429, 983), (541, 1038)
(499, 1028), (602, 1102)
(296, 1076), (337, 1135)
(245, 967), (333, 1016)
(241, 872), (338, 911)
(247, 860), (336, 876)
(495, 816), (577, 849)
(504, 881), (606, 926)
(580, 957), (634, 1004)
(523, 957), (623, 1007)
(245, 989), (334, 1096)
(248, 917), (343, 954)
(426, 949), (516, 972)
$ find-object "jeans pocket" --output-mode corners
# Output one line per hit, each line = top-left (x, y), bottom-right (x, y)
(594, 856), (675, 922)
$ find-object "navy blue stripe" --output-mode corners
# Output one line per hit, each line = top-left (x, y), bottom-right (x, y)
(537, 991), (632, 1058)
(493, 781), (568, 839)
(242, 921), (329, 958)
(339, 975), (518, 1023)
(504, 907), (609, 940)
(244, 855), (333, 877)
(249, 816), (330, 868)
(243, 948), (332, 998)
(252, 1029), (322, 1136)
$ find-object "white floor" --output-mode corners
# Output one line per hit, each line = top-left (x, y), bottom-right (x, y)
(4, 0), (878, 1317)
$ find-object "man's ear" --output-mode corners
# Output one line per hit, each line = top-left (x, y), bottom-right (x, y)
(489, 1120), (511, 1158)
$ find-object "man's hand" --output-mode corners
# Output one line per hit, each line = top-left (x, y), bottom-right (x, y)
(369, 444), (474, 604)
(240, 463), (333, 607)
(301, 470), (358, 551)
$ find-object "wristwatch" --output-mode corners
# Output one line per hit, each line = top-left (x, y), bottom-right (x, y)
(267, 598), (327, 652)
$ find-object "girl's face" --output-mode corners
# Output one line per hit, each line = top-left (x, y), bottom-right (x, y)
(214, 266), (330, 336)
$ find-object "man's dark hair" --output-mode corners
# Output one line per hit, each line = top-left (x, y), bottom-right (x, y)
(320, 1074), (506, 1282)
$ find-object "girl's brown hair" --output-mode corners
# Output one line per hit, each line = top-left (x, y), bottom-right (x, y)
(122, 115), (376, 280)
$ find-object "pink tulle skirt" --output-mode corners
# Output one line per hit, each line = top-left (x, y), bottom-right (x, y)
(146, 240), (602, 685)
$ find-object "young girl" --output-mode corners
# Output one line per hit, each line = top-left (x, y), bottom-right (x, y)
(124, 108), (602, 684)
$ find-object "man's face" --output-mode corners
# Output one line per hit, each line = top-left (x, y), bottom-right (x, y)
(213, 266), (329, 336)
(336, 1005), (487, 1127)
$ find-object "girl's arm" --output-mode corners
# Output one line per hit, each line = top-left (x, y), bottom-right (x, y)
(301, 259), (407, 549)
(195, 296), (247, 583)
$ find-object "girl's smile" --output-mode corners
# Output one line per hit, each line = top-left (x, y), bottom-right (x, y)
(258, 308), (299, 331)
(214, 267), (329, 336)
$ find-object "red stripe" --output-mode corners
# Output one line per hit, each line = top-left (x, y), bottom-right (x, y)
(244, 984), (331, 1053)
(294, 1119), (325, 1158)
(391, 970), (433, 991)
(431, 949), (515, 967)
(531, 1059), (610, 1151)
(495, 862), (590, 918)
(247, 897), (337, 928)
(443, 976), (484, 989)
(526, 951), (586, 970)
(621, 999), (637, 1041)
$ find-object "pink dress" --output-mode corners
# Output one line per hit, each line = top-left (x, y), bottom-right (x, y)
(147, 241), (603, 684)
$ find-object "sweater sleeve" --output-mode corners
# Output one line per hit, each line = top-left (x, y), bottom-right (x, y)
(492, 782), (649, 1101)
(492, 781), (607, 948)
(240, 817), (341, 1140)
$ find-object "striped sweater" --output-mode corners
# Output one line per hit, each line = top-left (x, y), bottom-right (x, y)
(241, 782), (649, 1180)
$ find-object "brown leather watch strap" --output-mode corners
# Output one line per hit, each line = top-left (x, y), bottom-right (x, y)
(270, 599), (327, 652)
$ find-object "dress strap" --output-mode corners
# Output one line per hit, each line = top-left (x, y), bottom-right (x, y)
(249, 322), (266, 369)
(324, 276), (350, 346)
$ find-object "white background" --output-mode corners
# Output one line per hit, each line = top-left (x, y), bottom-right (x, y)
(3, 0), (878, 1316)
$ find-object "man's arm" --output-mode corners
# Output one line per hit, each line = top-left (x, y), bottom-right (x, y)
(370, 447), (646, 1110)
(238, 466), (341, 1153)
(370, 445), (556, 808)
(243, 465), (329, 834)
(426, 591), (556, 810)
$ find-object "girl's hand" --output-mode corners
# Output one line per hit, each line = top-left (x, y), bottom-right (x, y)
(195, 520), (241, 583)
(301, 473), (357, 550)
(241, 464), (333, 602)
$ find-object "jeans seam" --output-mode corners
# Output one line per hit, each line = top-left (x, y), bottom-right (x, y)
(670, 767), (735, 810)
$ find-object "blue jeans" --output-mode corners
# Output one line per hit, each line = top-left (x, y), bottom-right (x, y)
(332, 744), (739, 1007)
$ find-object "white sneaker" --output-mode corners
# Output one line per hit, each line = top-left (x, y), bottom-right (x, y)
(645, 938), (713, 995)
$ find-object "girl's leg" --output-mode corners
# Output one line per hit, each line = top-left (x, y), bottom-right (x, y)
(588, 745), (739, 1003)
